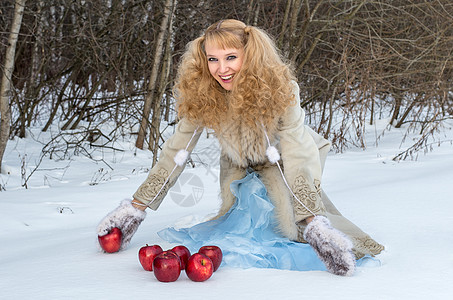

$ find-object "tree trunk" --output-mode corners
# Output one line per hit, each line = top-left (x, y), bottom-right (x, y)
(150, 1), (176, 165)
(287, 0), (302, 51)
(290, 0), (323, 62)
(369, 83), (376, 125)
(390, 89), (402, 126)
(245, 0), (256, 25)
(277, 0), (293, 49)
(395, 94), (420, 128)
(325, 86), (337, 137)
(135, 0), (174, 150)
(0, 0), (26, 173)
(23, 0), (45, 130)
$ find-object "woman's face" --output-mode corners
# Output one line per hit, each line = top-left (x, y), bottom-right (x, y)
(205, 42), (244, 91)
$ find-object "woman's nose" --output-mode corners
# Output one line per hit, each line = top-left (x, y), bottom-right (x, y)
(219, 60), (229, 73)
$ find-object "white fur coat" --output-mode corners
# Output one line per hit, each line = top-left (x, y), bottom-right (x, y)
(133, 84), (384, 259)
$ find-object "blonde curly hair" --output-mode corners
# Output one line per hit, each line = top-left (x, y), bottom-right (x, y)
(174, 19), (297, 130)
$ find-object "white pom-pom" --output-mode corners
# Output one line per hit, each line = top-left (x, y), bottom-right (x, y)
(174, 149), (189, 166)
(266, 146), (280, 164)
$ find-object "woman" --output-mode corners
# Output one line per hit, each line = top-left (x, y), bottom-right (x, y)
(97, 19), (384, 276)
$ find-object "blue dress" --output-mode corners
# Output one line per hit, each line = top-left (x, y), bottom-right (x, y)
(158, 172), (329, 271)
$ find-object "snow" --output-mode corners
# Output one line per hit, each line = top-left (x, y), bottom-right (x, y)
(1, 119), (452, 300)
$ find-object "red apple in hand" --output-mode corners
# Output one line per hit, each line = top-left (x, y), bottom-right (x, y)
(152, 251), (181, 282)
(138, 244), (163, 271)
(170, 245), (191, 270)
(186, 253), (214, 282)
(198, 245), (222, 271)
(98, 227), (122, 253)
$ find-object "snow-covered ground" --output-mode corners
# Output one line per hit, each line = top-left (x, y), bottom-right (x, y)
(1, 119), (452, 299)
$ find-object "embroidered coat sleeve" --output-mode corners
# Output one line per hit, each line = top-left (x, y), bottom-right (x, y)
(278, 83), (327, 222)
(133, 118), (203, 210)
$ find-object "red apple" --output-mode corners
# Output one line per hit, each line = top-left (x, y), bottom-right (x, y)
(98, 227), (122, 253)
(152, 251), (181, 282)
(138, 244), (163, 271)
(198, 245), (222, 272)
(186, 253), (214, 282)
(170, 245), (191, 270)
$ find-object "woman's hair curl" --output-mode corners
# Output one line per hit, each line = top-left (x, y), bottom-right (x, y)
(174, 19), (297, 130)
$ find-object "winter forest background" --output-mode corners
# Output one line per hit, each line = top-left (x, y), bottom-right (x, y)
(1, 0), (452, 181)
(1, 1), (453, 298)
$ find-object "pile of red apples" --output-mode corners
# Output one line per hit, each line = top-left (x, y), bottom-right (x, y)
(98, 227), (222, 282)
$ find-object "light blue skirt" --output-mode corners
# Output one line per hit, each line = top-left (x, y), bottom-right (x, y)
(158, 172), (329, 271)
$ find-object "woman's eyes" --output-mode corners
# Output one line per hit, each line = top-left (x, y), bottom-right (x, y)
(207, 56), (237, 62)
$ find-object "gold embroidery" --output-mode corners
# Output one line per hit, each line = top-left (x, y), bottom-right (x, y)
(313, 179), (321, 196)
(292, 175), (326, 218)
(351, 236), (385, 259)
(135, 168), (171, 202)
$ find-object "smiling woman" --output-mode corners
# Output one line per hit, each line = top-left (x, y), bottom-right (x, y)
(205, 46), (244, 91)
(98, 19), (384, 277)
(175, 19), (296, 132)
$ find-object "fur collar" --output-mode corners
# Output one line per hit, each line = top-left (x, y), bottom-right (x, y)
(215, 115), (279, 168)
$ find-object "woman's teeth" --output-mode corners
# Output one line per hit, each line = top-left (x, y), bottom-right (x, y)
(220, 75), (233, 80)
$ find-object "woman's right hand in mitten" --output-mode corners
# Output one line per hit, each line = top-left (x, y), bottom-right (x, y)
(97, 199), (147, 251)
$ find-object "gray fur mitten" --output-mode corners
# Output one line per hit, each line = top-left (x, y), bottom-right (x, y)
(97, 199), (146, 250)
(303, 216), (356, 276)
